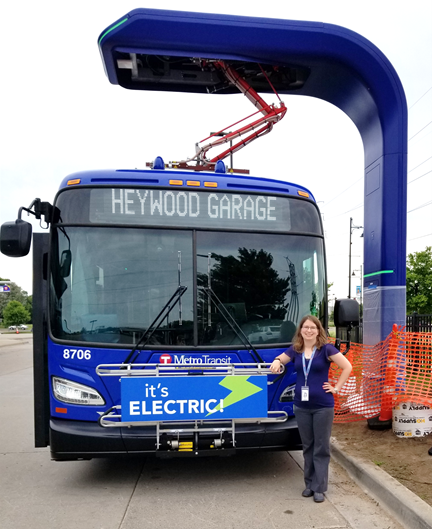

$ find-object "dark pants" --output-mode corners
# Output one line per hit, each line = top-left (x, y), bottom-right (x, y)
(294, 405), (334, 493)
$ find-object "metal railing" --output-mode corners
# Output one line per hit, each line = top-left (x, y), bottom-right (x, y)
(96, 362), (288, 447)
(406, 313), (432, 333)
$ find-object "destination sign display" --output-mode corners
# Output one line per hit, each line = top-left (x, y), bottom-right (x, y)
(89, 188), (291, 231)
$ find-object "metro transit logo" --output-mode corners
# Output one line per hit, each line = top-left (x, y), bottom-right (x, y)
(159, 354), (172, 364)
(158, 353), (234, 365)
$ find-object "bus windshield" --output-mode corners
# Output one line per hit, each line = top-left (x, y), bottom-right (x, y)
(50, 226), (325, 347)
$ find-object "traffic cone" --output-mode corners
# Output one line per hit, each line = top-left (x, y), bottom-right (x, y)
(379, 323), (400, 422)
(16, 328), (19, 334)
(368, 323), (402, 430)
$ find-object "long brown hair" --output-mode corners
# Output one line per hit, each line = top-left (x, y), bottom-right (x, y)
(292, 315), (327, 352)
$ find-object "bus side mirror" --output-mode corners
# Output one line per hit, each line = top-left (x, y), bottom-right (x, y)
(334, 298), (360, 327)
(0, 219), (32, 257)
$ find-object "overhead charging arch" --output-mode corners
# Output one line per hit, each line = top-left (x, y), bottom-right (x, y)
(99, 8), (408, 345)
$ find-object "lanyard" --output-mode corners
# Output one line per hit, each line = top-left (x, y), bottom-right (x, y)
(302, 347), (316, 386)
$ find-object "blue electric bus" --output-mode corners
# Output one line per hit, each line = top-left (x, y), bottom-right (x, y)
(0, 9), (361, 460)
(0, 162), (335, 459)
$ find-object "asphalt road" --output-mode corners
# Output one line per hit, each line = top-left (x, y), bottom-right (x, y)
(0, 333), (402, 529)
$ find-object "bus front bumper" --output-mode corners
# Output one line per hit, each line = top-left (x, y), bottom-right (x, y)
(49, 417), (301, 461)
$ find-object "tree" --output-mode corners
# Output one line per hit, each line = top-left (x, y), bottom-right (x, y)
(3, 300), (30, 327)
(25, 295), (33, 323)
(197, 248), (291, 323)
(406, 246), (432, 314)
(0, 277), (30, 321)
(210, 248), (290, 318)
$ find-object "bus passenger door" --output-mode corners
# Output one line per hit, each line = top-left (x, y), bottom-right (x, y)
(33, 233), (50, 447)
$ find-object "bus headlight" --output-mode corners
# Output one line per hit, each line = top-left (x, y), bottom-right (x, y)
(52, 377), (105, 406)
(279, 384), (296, 402)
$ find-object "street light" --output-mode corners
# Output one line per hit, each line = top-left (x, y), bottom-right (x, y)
(348, 217), (363, 298)
(352, 266), (363, 300)
(352, 265), (363, 337)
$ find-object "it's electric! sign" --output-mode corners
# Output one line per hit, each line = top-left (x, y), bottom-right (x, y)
(121, 375), (267, 421)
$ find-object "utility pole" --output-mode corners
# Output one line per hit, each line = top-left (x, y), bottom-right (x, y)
(348, 217), (363, 298)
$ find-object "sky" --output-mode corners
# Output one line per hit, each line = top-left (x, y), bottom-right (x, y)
(0, 0), (431, 301)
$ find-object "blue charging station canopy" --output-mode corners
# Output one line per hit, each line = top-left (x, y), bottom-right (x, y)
(98, 9), (407, 344)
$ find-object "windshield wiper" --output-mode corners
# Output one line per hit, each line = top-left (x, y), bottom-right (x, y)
(202, 287), (264, 364)
(122, 286), (188, 365)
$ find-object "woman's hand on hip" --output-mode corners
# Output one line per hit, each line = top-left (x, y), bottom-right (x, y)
(323, 382), (336, 394)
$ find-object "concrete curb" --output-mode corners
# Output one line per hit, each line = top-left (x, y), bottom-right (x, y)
(331, 438), (432, 529)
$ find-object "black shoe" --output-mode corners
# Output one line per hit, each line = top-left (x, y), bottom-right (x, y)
(314, 492), (325, 503)
(302, 488), (314, 497)
(429, 446), (432, 456)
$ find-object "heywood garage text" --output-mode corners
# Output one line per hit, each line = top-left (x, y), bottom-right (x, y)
(89, 188), (292, 231)
(121, 375), (268, 422)
(111, 189), (277, 220)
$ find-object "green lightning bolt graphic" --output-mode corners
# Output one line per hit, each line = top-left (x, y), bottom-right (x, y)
(206, 376), (263, 416)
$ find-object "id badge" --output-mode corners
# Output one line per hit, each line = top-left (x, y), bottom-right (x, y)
(301, 386), (309, 401)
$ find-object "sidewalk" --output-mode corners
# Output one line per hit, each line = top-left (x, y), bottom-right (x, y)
(330, 439), (432, 529)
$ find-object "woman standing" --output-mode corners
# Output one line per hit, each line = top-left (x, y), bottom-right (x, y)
(270, 315), (352, 503)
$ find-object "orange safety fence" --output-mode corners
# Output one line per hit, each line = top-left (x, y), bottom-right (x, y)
(328, 325), (432, 423)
